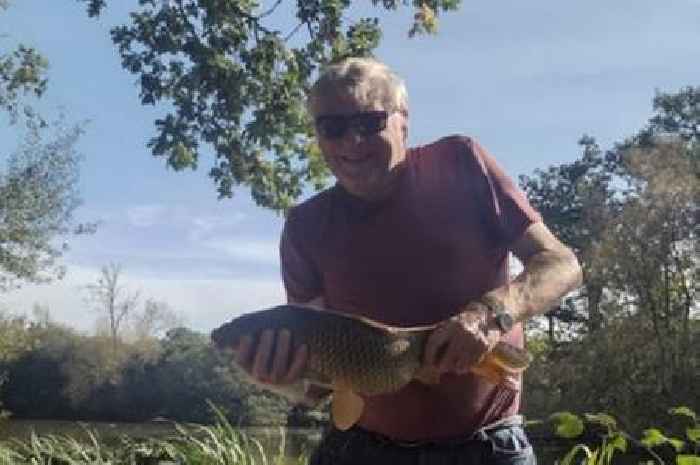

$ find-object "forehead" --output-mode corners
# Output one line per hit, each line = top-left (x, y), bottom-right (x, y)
(310, 89), (385, 117)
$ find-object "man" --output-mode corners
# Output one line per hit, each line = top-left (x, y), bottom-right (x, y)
(232, 58), (582, 464)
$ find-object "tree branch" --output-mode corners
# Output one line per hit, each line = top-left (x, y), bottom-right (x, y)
(284, 22), (304, 42)
(257, 0), (283, 19)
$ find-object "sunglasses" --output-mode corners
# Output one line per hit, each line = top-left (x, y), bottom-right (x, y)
(314, 110), (391, 140)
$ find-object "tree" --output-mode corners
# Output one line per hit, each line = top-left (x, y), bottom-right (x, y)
(85, 263), (140, 352)
(0, 120), (93, 291)
(129, 298), (184, 341)
(519, 135), (619, 333)
(588, 141), (698, 398)
(1, 4), (94, 291)
(79, 0), (461, 210)
(125, 298), (184, 362)
(521, 89), (699, 430)
(647, 86), (700, 143)
(520, 86), (700, 335)
(1, 321), (81, 420)
(0, 1), (47, 124)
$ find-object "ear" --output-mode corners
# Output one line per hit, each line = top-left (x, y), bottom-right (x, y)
(399, 111), (409, 145)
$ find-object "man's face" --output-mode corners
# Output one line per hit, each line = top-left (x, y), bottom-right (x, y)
(312, 91), (408, 201)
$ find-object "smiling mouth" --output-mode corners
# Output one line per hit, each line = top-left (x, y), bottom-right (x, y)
(340, 154), (371, 164)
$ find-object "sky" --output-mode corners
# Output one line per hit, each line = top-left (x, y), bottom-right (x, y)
(1, 0), (699, 334)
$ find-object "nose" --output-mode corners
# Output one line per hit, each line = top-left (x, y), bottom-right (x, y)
(339, 128), (366, 148)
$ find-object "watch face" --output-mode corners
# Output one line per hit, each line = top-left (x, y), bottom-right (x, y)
(496, 312), (515, 332)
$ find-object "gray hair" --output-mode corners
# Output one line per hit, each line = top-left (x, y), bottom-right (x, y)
(308, 57), (409, 116)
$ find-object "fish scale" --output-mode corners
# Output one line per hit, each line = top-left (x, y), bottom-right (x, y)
(210, 304), (529, 396)
(211, 304), (532, 430)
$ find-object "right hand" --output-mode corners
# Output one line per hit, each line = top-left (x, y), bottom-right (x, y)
(234, 329), (308, 385)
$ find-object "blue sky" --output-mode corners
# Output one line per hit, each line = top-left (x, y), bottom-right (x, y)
(1, 0), (699, 333)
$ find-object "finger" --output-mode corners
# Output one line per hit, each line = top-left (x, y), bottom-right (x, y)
(269, 329), (291, 383)
(423, 325), (452, 367)
(438, 336), (468, 373)
(284, 344), (308, 383)
(455, 338), (489, 374)
(252, 329), (274, 380)
(235, 335), (253, 369)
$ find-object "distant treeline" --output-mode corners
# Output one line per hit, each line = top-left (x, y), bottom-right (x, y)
(0, 321), (324, 427)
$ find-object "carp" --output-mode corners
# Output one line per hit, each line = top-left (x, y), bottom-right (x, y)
(211, 304), (531, 430)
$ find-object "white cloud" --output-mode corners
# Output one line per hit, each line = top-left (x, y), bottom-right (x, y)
(1, 263), (286, 334)
(204, 238), (280, 266)
(187, 212), (251, 242)
(126, 204), (167, 227)
(123, 204), (251, 233)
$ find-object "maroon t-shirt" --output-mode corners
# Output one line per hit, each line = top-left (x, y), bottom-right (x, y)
(280, 135), (542, 441)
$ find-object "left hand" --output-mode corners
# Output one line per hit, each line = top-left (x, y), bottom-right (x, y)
(423, 301), (502, 374)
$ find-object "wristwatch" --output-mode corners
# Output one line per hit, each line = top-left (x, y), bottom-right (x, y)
(478, 295), (515, 334)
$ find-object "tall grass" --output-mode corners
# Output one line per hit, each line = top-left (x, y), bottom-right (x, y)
(0, 405), (309, 465)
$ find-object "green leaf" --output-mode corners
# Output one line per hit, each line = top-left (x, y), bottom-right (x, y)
(677, 455), (700, 465)
(669, 438), (687, 453)
(525, 419), (544, 427)
(670, 407), (697, 422)
(642, 429), (669, 448)
(585, 413), (618, 430)
(642, 429), (685, 452)
(687, 428), (700, 443)
(549, 412), (585, 439)
(559, 444), (593, 465)
(609, 433), (627, 453)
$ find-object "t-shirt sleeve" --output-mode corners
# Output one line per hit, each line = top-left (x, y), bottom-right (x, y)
(279, 208), (323, 303)
(464, 137), (542, 245)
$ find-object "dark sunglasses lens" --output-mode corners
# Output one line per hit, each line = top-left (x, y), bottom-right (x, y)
(316, 117), (347, 139)
(356, 112), (387, 136)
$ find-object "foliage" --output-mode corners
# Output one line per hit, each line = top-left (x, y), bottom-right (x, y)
(0, 31), (48, 124)
(0, 407), (698, 464)
(1, 4), (94, 291)
(647, 87), (700, 143)
(520, 135), (619, 332)
(520, 86), (699, 334)
(521, 87), (698, 430)
(84, 263), (140, 351)
(548, 407), (700, 465)
(0, 119), (94, 292)
(128, 297), (184, 341)
(0, 311), (38, 421)
(76, 0), (461, 211)
(0, 312), (35, 364)
(1, 322), (83, 420)
(0, 319), (323, 426)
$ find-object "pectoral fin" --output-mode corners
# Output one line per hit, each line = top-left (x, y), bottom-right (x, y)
(331, 381), (365, 431)
(471, 359), (519, 389)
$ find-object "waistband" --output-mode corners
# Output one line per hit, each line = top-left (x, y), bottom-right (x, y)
(346, 415), (524, 449)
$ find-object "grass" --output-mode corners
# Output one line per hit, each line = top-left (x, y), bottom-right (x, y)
(0, 407), (312, 465)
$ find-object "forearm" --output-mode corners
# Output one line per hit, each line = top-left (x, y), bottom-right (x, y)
(486, 247), (582, 322)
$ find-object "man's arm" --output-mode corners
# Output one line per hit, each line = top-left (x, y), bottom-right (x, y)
(486, 221), (583, 321)
(423, 221), (582, 374)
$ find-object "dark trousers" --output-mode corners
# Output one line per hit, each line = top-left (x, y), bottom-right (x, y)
(309, 417), (536, 465)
